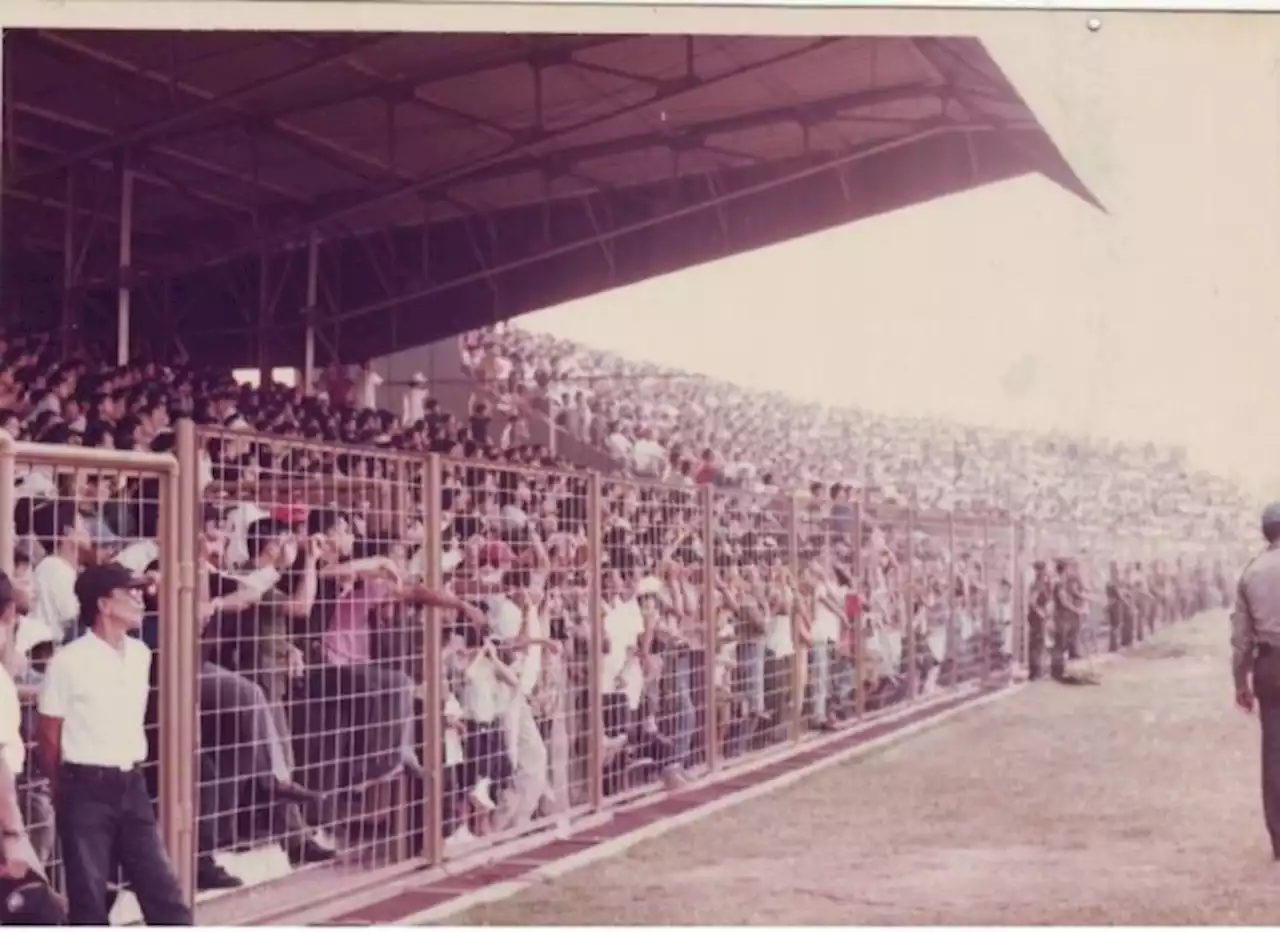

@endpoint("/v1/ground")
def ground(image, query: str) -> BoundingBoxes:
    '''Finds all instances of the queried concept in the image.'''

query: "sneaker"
[288,837,337,867]
[196,859,243,892]
[469,777,497,813]
[444,827,479,857]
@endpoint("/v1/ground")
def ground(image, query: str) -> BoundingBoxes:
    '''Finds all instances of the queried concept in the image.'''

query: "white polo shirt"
[38,631,152,769]
[0,666,25,776]
[487,585,545,699]
[811,584,845,646]
[32,555,79,644]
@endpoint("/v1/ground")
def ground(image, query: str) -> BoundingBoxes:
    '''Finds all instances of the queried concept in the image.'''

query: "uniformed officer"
[1050,559,1087,681]
[1026,561,1052,680]
[1230,501,1280,859]
[1105,562,1126,653]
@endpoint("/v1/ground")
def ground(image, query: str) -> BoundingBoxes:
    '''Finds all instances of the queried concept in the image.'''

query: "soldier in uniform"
[1131,561,1152,643]
[1215,560,1232,610]
[1174,558,1190,621]
[1026,562,1053,681]
[1105,562,1128,653]
[1050,559,1088,681]
[1150,560,1170,629]
[1230,502,1280,859]
[1194,560,1211,615]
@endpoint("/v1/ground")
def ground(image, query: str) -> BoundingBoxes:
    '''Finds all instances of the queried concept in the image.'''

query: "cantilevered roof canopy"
[1,30,1097,366]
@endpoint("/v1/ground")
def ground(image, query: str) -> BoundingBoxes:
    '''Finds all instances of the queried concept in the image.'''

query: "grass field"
[452,614,1276,925]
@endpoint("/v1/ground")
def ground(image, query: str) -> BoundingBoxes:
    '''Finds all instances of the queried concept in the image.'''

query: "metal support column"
[304,229,319,391]
[256,247,271,386]
[61,168,77,354]
[116,158,135,366]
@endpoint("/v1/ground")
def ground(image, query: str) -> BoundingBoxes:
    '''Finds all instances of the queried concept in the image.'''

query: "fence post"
[904,501,918,700]
[167,420,199,907]
[701,484,719,773]
[421,453,444,866]
[1013,519,1024,675]
[586,471,605,810]
[852,500,866,719]
[0,430,13,579]
[945,510,957,689]
[787,493,803,742]
[981,513,992,684]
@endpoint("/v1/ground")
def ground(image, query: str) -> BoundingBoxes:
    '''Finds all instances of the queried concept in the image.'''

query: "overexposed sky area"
[523,13,1280,499]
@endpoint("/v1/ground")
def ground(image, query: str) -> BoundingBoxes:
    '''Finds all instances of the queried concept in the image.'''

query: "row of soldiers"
[1026,556,1230,681]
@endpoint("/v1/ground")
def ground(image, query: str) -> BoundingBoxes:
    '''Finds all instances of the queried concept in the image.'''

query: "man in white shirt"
[356,360,384,411]
[630,429,668,479]
[30,498,89,644]
[809,573,847,731]
[487,574,552,831]
[36,563,192,925]
[401,372,428,427]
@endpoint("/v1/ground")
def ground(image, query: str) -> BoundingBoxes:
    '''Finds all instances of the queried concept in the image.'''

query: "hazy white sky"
[523,13,1280,498]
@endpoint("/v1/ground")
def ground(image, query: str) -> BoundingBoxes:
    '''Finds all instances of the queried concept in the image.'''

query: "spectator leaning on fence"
[0,568,65,926]
[35,563,192,926]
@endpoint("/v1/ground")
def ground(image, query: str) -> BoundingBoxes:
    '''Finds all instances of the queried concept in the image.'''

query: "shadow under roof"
[1,29,1098,365]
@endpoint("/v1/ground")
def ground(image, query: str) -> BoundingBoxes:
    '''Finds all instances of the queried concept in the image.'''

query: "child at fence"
[440,685,477,855]
[762,565,796,744]
[456,625,517,839]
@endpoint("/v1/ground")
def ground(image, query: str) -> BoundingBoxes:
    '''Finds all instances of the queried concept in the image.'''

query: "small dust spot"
[1001,355,1039,398]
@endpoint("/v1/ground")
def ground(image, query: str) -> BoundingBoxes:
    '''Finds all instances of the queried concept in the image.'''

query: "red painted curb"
[318,688,992,926]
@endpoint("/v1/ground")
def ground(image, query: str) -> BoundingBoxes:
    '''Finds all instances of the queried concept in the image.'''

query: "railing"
[0,424,1247,924]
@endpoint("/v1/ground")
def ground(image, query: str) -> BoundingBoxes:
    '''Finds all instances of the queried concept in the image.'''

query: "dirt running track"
[453,614,1278,925]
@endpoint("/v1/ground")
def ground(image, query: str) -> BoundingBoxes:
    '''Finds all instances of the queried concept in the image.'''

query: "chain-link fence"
[0,424,1249,922]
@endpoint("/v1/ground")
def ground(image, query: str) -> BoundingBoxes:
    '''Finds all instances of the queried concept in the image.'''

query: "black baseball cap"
[75,563,149,624]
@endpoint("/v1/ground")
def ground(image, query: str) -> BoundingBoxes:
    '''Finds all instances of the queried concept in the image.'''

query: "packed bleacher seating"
[0,322,1250,920]
[460,323,1254,543]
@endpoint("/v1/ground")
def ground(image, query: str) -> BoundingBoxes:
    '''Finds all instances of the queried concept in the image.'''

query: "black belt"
[61,762,141,778]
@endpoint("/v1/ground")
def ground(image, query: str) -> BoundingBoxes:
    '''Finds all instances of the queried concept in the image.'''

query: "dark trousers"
[1255,648,1280,856]
[1026,616,1045,679]
[56,764,192,926]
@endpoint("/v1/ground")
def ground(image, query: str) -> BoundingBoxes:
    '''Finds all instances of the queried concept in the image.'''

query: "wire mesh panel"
[861,503,913,711]
[793,488,862,735]
[191,426,427,898]
[983,516,1018,683]
[0,436,188,920]
[711,489,798,757]
[594,475,710,798]
[438,455,595,856]
[713,487,799,762]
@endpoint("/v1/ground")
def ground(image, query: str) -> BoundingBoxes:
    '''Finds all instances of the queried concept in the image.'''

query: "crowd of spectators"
[0,322,1250,916]
[459,323,1255,544]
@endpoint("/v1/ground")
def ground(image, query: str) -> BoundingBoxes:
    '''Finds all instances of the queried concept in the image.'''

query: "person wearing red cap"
[35,563,192,925]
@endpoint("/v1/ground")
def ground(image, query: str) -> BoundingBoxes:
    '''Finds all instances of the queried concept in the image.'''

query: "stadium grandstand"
[0,22,1259,927]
